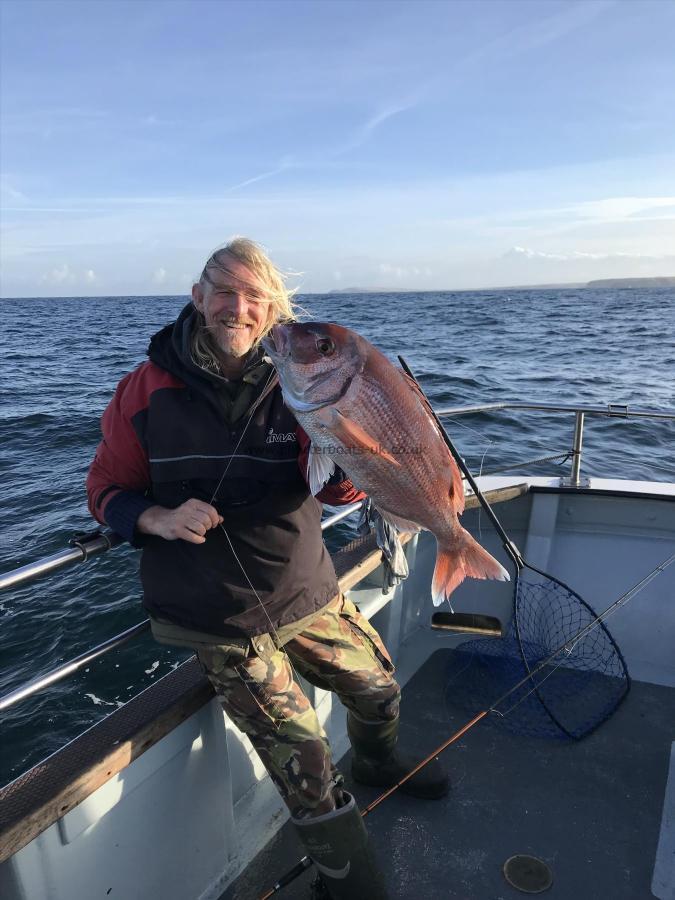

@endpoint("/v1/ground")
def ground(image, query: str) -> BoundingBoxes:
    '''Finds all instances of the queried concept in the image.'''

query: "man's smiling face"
[192,252,272,360]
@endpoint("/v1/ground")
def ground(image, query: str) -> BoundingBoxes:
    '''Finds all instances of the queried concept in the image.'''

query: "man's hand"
[136,499,224,544]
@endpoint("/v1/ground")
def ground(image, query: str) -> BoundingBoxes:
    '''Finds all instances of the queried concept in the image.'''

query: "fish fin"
[374,504,422,534]
[400,370,438,420]
[449,458,466,515]
[326,408,401,466]
[400,370,465,514]
[432,530,510,606]
[307,444,336,496]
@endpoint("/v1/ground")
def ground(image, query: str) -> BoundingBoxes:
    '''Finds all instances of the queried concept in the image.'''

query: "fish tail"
[432,529,510,607]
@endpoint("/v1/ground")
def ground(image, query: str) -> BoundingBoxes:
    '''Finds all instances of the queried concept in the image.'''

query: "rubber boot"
[348,713,450,800]
[292,791,388,900]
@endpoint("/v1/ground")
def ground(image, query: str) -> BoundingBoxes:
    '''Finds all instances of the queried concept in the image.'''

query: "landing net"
[445,568,631,740]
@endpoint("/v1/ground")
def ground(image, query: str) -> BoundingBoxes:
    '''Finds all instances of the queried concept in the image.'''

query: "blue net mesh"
[445,567,630,740]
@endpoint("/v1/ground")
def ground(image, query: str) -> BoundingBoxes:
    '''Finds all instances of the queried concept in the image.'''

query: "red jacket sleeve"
[296,426,366,506]
[86,363,182,538]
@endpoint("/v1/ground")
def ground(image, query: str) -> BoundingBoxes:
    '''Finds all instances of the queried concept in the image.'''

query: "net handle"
[259,548,673,899]
[398,357,523,568]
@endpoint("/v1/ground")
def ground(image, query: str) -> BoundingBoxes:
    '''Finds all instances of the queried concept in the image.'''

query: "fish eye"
[316,337,335,356]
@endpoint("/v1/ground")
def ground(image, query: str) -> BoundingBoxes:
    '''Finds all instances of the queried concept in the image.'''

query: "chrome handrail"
[2,398,673,710]
[0,531,123,593]
[436,401,675,487]
[0,504,364,597]
[0,622,150,712]
[320,501,363,530]
[435,401,675,419]
[0,503,365,711]
[4,402,671,595]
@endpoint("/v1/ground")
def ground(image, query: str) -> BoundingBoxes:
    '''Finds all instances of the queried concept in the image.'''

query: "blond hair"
[192,237,299,373]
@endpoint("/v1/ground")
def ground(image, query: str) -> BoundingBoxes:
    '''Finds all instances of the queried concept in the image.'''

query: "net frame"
[397,356,632,741]
[511,563,631,739]
[444,566,632,742]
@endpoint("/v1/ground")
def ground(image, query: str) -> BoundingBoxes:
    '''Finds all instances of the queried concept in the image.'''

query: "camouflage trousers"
[196,593,400,820]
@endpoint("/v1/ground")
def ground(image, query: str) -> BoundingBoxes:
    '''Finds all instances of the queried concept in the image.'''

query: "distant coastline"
[2,275,674,302]
[584,276,675,289]
[326,275,675,295]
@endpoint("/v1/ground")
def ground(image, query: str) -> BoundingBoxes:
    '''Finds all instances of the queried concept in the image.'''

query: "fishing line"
[476,443,492,543]
[442,620,568,723]
[203,366,306,689]
[400,356,633,745]
[490,549,675,719]
[480,451,573,476]
[439,417,567,471]
[441,415,491,441]
[259,549,675,899]
[208,367,276,506]
[258,360,669,896]
[441,415,494,544]
[217,523,306,694]
[492,653,571,719]
[439,415,570,539]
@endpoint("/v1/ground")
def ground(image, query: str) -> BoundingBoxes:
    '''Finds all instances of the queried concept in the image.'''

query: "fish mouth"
[261,324,314,409]
[262,324,290,360]
[262,322,355,413]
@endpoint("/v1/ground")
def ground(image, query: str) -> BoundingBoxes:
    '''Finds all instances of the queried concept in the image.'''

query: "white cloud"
[4,156,674,295]
[361,103,412,140]
[0,177,28,203]
[40,263,76,285]
[507,246,577,261]
[226,159,295,192]
[564,196,675,222]
[505,246,670,262]
[38,264,100,287]
[225,101,414,194]
[152,267,167,285]
[377,262,433,282]
[503,0,616,58]
[378,262,406,280]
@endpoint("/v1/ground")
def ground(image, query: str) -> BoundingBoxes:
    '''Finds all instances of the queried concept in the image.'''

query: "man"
[87,238,447,899]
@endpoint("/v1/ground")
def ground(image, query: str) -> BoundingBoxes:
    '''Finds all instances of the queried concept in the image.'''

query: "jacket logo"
[266,427,296,444]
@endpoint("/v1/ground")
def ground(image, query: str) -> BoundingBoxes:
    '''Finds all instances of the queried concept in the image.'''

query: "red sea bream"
[263,322,509,604]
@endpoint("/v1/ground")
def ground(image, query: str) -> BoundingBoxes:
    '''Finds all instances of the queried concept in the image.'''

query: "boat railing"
[0,502,364,712]
[435,400,675,487]
[1,400,672,713]
[0,503,364,594]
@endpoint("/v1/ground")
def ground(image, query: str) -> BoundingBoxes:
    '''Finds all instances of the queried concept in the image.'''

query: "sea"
[1,287,674,786]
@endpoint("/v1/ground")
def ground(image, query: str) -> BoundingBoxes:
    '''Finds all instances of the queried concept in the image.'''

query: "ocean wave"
[1,287,673,785]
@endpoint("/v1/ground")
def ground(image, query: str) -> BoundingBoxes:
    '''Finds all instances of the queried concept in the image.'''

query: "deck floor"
[220,648,675,900]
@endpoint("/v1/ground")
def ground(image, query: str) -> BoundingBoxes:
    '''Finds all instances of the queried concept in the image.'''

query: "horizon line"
[2,274,674,302]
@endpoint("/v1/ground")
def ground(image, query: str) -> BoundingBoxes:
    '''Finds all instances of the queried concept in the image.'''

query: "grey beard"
[217,340,250,359]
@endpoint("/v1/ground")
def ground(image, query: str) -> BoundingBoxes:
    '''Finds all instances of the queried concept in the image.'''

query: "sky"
[1,0,674,297]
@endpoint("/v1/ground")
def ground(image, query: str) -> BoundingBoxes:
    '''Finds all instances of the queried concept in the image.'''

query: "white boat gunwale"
[1,416,673,900]
[0,482,530,864]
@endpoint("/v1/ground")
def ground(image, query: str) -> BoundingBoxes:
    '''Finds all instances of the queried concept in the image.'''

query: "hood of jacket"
[147,302,267,392]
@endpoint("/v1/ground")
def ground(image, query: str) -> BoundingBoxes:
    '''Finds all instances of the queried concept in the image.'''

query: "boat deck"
[221,648,675,899]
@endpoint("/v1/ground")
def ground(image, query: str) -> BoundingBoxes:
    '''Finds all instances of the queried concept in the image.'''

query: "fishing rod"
[399,358,633,742]
[259,357,674,898]
[398,357,523,568]
[259,546,675,898]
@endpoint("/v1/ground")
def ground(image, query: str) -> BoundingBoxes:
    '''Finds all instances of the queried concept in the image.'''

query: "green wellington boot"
[292,792,389,900]
[348,713,450,800]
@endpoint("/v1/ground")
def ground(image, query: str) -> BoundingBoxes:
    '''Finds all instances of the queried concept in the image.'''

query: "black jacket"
[87,304,360,638]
